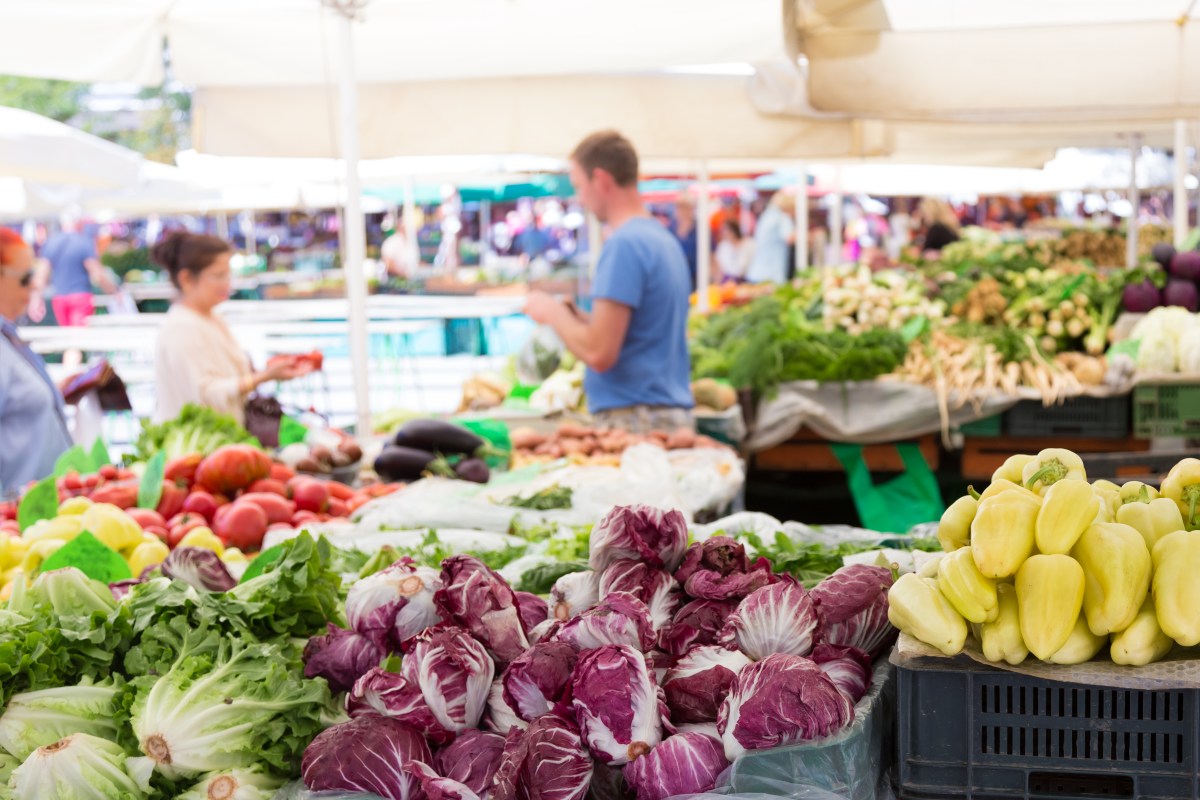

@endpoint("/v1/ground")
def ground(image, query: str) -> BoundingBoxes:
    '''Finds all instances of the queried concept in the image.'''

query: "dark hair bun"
[150,231,187,272]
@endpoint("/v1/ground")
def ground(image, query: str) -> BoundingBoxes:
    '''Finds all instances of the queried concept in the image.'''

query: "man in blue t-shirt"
[524,131,693,433]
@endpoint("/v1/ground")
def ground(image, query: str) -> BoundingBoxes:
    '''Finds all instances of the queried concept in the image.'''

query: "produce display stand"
[960,435,1152,481]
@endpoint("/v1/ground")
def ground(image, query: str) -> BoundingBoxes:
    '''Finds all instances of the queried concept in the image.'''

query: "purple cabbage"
[345,558,442,649]
[554,592,655,652]
[717,653,854,760]
[598,560,681,630]
[302,714,432,800]
[811,643,873,704]
[662,645,753,724]
[674,537,774,601]
[1153,242,1177,268]
[348,626,494,745]
[501,641,578,723]
[589,505,689,574]
[433,730,505,799]
[623,732,729,800]
[491,711,593,800]
[809,564,897,658]
[570,644,664,766]
[718,576,818,660]
[160,546,237,592]
[435,555,529,663]
[516,592,550,633]
[549,571,600,621]
[485,680,527,736]
[304,623,387,693]
[658,598,741,658]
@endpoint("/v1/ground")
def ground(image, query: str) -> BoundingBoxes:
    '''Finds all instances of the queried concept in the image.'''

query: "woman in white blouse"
[153,232,307,424]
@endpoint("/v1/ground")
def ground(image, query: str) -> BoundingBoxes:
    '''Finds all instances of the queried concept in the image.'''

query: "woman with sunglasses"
[0,227,72,498]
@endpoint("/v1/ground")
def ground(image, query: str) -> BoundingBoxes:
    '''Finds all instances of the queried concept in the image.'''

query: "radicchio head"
[674,536,773,601]
[599,560,681,630]
[435,556,529,664]
[589,505,689,573]
[809,564,896,659]
[348,626,494,745]
[570,644,664,766]
[662,645,752,724]
[554,592,655,652]
[717,653,854,761]
[717,576,818,660]
[345,558,442,649]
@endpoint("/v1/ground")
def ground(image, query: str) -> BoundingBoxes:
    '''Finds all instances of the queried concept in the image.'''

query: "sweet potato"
[510,427,547,450]
[666,427,697,450]
[557,422,592,439]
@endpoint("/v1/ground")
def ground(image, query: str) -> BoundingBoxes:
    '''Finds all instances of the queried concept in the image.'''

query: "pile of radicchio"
[300,505,896,800]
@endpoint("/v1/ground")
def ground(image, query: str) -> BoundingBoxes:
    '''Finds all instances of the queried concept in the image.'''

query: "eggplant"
[453,457,490,484]
[393,419,485,455]
[374,445,437,482]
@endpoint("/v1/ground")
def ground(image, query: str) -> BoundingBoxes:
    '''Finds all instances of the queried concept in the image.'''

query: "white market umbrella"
[0,0,792,436]
[0,105,143,188]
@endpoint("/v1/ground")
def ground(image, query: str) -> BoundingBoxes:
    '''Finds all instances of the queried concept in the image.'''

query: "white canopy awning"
[0,0,784,86]
[793,0,1200,121]
[0,105,143,188]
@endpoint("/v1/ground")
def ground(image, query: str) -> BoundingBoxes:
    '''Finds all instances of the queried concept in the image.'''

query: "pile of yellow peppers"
[0,497,247,601]
[889,449,1200,667]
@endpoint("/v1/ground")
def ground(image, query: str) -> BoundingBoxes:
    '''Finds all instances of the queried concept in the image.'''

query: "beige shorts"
[591,405,694,434]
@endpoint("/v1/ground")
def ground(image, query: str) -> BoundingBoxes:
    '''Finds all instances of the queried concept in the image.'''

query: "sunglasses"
[0,267,33,287]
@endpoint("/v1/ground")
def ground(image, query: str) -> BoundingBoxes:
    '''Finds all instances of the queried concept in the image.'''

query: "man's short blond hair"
[571,130,639,188]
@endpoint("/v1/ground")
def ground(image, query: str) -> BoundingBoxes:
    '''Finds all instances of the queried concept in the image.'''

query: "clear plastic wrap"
[716,660,895,800]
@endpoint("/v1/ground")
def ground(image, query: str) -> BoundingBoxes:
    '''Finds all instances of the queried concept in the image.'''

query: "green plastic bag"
[457,419,512,470]
[830,442,944,534]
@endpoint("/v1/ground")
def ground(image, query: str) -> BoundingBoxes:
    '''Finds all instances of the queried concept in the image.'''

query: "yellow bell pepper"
[80,504,143,552]
[1043,614,1107,665]
[1111,597,1174,666]
[980,584,1028,665]
[887,573,968,656]
[1091,479,1121,496]
[978,479,1040,503]
[1115,498,1185,552]
[221,547,248,565]
[971,489,1040,579]
[1035,479,1099,555]
[21,516,84,544]
[1118,481,1159,505]
[3,536,29,570]
[1160,458,1200,528]
[937,495,977,553]
[1071,522,1151,636]
[57,496,93,516]
[179,527,224,555]
[19,539,66,574]
[937,546,999,624]
[992,454,1035,486]
[1016,554,1085,660]
[1151,530,1200,646]
[127,540,170,576]
[1022,448,1087,494]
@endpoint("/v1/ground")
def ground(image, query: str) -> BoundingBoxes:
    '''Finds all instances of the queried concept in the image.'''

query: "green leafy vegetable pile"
[0,533,339,798]
[133,404,260,462]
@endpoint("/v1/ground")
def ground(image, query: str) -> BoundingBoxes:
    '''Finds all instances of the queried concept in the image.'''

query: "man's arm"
[84,258,118,294]
[525,293,630,373]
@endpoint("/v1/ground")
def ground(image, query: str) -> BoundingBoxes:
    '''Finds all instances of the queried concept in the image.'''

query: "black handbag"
[243,394,284,448]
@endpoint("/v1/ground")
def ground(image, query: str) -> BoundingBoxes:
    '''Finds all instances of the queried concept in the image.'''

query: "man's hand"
[523,291,564,325]
[27,291,46,323]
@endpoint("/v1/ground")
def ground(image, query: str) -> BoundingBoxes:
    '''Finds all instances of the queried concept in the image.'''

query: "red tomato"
[216,501,269,551]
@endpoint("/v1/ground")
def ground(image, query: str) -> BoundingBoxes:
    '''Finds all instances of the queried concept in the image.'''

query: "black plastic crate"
[896,658,1200,799]
[1004,396,1130,439]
